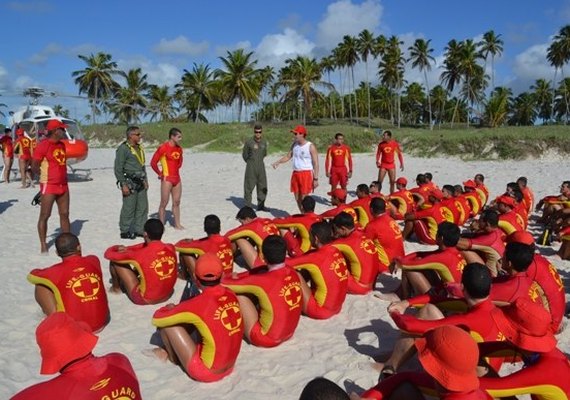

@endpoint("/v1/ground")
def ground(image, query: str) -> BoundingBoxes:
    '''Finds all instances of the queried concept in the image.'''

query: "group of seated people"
[535,180,570,260]
[12,172,569,399]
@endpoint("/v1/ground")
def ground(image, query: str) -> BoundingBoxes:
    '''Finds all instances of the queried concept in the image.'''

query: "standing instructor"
[242,124,268,211]
[114,126,148,239]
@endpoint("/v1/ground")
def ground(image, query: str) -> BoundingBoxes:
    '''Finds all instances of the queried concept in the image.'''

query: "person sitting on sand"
[348,183,376,227]
[320,188,358,225]
[105,218,177,305]
[11,312,141,400]
[27,233,110,333]
[273,195,322,256]
[402,189,449,245]
[388,177,415,220]
[151,253,244,382]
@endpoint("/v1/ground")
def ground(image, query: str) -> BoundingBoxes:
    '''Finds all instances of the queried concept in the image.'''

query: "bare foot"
[40,243,48,254]
[371,361,385,372]
[109,286,123,294]
[174,225,185,230]
[141,347,169,362]
[373,292,401,302]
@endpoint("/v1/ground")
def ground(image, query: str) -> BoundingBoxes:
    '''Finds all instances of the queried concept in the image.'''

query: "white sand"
[1,148,568,399]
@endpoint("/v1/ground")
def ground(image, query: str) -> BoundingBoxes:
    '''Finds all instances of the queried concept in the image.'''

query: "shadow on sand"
[0,199,18,214]
[46,219,89,250]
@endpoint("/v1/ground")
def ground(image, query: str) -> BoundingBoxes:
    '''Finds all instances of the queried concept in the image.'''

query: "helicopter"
[7,87,90,177]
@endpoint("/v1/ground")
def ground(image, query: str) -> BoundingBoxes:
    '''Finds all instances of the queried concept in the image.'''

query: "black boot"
[257,201,269,212]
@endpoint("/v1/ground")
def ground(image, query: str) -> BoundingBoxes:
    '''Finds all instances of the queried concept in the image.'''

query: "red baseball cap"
[327,188,347,201]
[46,119,68,131]
[16,128,25,136]
[36,312,98,374]
[463,179,477,189]
[506,231,535,245]
[497,195,516,208]
[195,253,223,281]
[415,325,480,392]
[395,177,407,186]
[290,125,307,136]
[491,297,557,353]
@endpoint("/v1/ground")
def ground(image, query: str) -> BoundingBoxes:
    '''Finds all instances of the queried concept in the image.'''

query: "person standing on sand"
[114,126,148,240]
[0,127,14,183]
[150,127,184,229]
[375,130,404,194]
[272,125,319,213]
[242,124,268,211]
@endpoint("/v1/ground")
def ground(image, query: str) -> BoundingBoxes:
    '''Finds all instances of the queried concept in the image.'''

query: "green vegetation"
[83,120,570,160]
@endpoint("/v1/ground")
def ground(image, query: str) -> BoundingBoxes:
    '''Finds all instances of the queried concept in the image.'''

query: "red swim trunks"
[380,162,396,170]
[186,343,233,382]
[249,321,284,348]
[40,183,68,196]
[290,170,313,195]
[164,176,181,186]
[329,166,348,189]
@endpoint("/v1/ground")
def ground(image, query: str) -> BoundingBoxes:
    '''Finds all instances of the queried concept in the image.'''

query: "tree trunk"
[551,69,558,124]
[346,68,353,123]
[352,66,358,122]
[424,70,433,130]
[237,98,243,122]
[365,60,371,128]
[338,69,345,119]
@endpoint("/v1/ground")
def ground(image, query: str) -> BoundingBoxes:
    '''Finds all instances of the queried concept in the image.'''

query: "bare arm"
[310,143,319,178]
[272,150,292,169]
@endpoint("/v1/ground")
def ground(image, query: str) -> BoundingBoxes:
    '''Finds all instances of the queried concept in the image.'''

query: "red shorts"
[249,321,287,348]
[347,274,373,295]
[19,154,31,161]
[129,286,147,305]
[186,343,234,382]
[164,176,181,186]
[413,220,437,245]
[3,149,13,158]
[329,166,348,188]
[305,295,338,319]
[290,170,313,196]
[40,183,68,196]
[380,163,396,170]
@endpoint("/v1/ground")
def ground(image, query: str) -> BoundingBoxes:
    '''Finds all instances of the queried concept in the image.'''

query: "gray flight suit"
[242,137,268,208]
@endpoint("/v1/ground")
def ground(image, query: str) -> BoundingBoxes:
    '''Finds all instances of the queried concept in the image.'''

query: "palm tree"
[547,40,565,123]
[430,85,448,127]
[530,79,553,123]
[215,49,262,122]
[176,63,217,122]
[146,85,176,122]
[111,68,149,125]
[52,104,70,118]
[278,56,334,124]
[554,77,570,122]
[337,35,360,121]
[478,30,504,89]
[331,46,346,119]
[551,25,570,122]
[401,82,426,125]
[379,36,405,127]
[320,56,337,119]
[408,38,435,128]
[484,86,511,127]
[509,92,537,126]
[71,52,123,123]
[357,29,376,126]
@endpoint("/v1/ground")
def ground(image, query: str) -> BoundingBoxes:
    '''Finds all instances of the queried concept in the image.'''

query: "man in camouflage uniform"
[242,124,268,211]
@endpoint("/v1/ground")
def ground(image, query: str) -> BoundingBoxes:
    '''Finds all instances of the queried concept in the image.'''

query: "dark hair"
[454,184,464,194]
[254,124,262,131]
[310,221,333,245]
[511,189,523,203]
[299,377,349,400]
[334,132,344,139]
[416,174,427,185]
[475,173,485,183]
[562,180,570,188]
[301,196,316,213]
[356,183,369,195]
[144,218,164,240]
[442,184,455,195]
[332,212,354,229]
[236,206,257,220]
[516,176,528,186]
[424,172,433,181]
[479,209,499,227]
[126,126,140,136]
[4,128,11,133]
[370,197,386,215]
[262,235,287,265]
[55,233,80,257]
[168,127,181,138]
[204,214,221,235]
[506,182,518,191]
[436,222,460,247]
[461,263,492,299]
[505,242,534,272]
[383,130,392,138]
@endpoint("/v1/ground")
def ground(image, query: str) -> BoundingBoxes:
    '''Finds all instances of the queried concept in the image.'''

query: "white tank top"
[292,141,313,171]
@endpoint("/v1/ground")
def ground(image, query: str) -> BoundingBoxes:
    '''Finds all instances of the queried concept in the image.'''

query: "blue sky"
[1,0,569,122]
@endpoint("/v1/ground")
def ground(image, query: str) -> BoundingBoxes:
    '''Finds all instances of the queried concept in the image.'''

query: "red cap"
[429,188,444,200]
[290,125,307,136]
[497,195,516,208]
[46,119,68,131]
[195,253,223,281]
[415,325,479,392]
[16,128,25,136]
[395,177,407,186]
[36,312,98,374]
[506,231,535,245]
[327,188,347,201]
[463,179,477,189]
[491,297,557,352]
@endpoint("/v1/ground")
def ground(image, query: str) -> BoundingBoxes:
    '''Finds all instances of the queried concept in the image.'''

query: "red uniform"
[33,138,67,195]
[463,229,505,272]
[13,136,33,160]
[465,191,483,217]
[223,264,302,347]
[411,184,433,208]
[225,218,280,251]
[364,212,405,269]
[0,134,13,157]
[389,189,415,219]
[27,254,110,332]
[152,285,244,382]
[490,272,534,304]
[104,241,177,305]
[412,202,449,245]
[176,234,234,274]
[398,247,467,283]
[11,354,142,400]
[150,141,183,186]
[320,204,359,226]
[376,139,403,169]
[286,245,349,319]
[527,254,566,333]
[455,195,473,225]
[441,197,464,225]
[475,183,489,207]
[520,186,535,214]
[348,196,374,227]
[325,143,352,188]
[273,212,322,254]
[330,230,382,294]
[497,210,525,236]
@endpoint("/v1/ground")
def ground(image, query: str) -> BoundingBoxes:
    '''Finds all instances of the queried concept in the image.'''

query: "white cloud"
[512,43,554,82]
[256,28,315,67]
[316,0,383,50]
[215,41,252,57]
[153,36,209,56]
[29,43,63,65]
[118,58,181,87]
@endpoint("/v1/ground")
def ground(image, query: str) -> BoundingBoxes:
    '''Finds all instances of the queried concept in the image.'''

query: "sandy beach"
[1,148,568,399]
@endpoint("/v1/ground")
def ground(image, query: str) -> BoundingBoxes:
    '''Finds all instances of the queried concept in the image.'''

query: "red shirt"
[364,212,405,267]
[14,136,33,160]
[273,212,322,254]
[398,247,467,283]
[320,204,359,226]
[464,229,505,267]
[348,196,374,227]
[32,139,67,185]
[455,194,473,225]
[490,272,534,304]
[225,218,280,250]
[497,210,525,236]
[150,141,183,180]
[104,241,177,304]
[152,285,243,382]
[413,202,449,242]
[176,234,234,273]
[11,354,141,400]
[286,245,349,319]
[0,134,13,157]
[520,186,534,214]
[389,189,415,219]
[223,265,302,345]
[27,254,110,332]
[325,143,352,172]
[465,191,483,217]
[330,229,382,294]
[376,139,403,168]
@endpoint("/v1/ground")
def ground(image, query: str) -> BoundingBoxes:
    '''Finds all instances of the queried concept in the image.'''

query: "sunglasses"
[254,130,262,134]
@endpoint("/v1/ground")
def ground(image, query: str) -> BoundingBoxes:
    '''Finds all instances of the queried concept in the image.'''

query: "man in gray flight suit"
[114,126,149,239]
[242,124,268,211]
